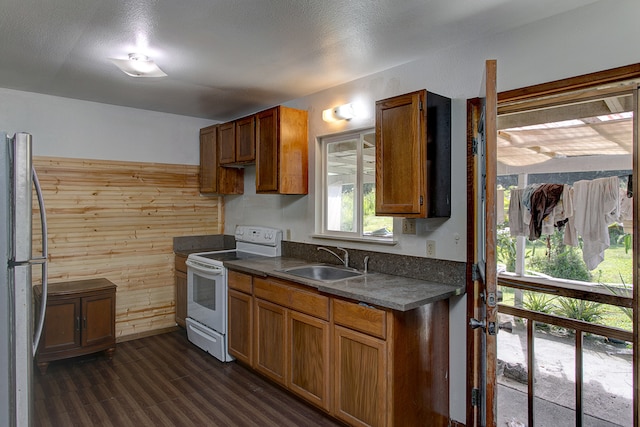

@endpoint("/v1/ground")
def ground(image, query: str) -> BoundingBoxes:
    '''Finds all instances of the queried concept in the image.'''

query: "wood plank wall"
[31,156,223,340]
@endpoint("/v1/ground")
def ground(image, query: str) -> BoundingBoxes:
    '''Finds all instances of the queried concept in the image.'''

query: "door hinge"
[471,388,481,406]
[419,195,424,206]
[472,138,478,155]
[419,100,423,111]
[471,263,481,281]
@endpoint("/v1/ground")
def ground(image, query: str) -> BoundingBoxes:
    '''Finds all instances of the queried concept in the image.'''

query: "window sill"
[310,233,398,246]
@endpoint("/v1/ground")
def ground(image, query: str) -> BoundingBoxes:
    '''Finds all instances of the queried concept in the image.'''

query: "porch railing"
[497,278,633,427]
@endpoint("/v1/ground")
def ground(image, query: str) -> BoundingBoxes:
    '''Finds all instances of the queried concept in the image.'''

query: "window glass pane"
[362,132,393,236]
[326,139,357,232]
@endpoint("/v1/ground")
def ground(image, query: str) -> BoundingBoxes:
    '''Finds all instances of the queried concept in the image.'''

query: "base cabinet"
[334,326,387,427]
[228,289,253,365]
[35,278,116,374]
[174,254,187,327]
[254,299,287,385]
[228,270,254,364]
[227,270,449,426]
[289,311,330,411]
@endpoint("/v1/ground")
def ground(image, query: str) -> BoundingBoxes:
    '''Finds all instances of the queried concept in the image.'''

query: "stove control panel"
[235,225,283,246]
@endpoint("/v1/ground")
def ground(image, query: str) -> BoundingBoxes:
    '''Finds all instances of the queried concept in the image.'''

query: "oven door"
[186,260,227,334]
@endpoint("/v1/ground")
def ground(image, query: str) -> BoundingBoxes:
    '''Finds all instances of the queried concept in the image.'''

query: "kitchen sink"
[280,265,363,282]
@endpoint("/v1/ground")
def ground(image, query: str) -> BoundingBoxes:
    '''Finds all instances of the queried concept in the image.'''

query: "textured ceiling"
[0,0,600,120]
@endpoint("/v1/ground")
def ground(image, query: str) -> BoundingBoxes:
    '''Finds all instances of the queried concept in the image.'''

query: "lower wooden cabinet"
[334,325,387,427]
[34,278,116,374]
[227,270,450,426]
[228,289,253,365]
[289,311,330,411]
[254,298,287,385]
[174,254,187,327]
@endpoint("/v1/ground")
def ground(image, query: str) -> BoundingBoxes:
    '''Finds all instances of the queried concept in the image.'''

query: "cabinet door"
[289,311,330,411]
[41,297,82,353]
[199,125,218,193]
[218,122,236,164]
[235,115,256,163]
[175,270,187,328]
[82,293,115,348]
[254,298,287,385]
[228,289,253,365]
[375,90,425,217]
[255,107,279,192]
[333,325,387,427]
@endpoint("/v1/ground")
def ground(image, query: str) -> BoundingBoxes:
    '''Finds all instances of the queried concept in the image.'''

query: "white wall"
[224,0,640,421]
[1,0,637,422]
[0,88,216,165]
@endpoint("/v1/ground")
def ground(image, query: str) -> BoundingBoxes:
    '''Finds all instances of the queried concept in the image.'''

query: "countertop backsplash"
[282,241,466,287]
[173,234,235,253]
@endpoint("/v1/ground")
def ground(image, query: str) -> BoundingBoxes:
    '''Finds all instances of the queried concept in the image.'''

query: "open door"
[467,59,497,427]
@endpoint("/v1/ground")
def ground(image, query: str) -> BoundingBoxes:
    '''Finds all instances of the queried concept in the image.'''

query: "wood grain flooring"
[34,330,343,427]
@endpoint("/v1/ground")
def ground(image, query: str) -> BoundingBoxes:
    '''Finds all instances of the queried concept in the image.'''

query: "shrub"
[497,223,516,272]
[528,231,591,281]
[554,297,606,323]
[523,292,556,313]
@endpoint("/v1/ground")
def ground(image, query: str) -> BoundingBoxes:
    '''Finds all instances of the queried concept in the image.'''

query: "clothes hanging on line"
[508,176,628,271]
[509,184,572,241]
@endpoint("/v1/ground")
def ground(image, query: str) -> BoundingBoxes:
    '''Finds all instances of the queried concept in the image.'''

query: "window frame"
[316,128,395,243]
[496,73,639,308]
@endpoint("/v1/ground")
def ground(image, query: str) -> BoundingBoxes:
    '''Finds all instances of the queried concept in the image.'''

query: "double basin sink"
[279,264,363,282]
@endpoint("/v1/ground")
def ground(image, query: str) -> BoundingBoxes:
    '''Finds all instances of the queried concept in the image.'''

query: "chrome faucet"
[317,246,349,268]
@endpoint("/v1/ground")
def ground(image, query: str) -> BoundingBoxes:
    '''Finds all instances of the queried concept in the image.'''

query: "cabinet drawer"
[332,299,387,340]
[228,270,253,294]
[254,277,289,307]
[289,287,329,321]
[254,277,329,321]
[175,255,187,273]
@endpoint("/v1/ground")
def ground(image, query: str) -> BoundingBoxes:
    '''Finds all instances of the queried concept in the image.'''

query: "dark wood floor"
[34,330,344,427]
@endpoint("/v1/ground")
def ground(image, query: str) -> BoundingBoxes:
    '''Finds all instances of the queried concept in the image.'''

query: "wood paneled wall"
[31,156,223,340]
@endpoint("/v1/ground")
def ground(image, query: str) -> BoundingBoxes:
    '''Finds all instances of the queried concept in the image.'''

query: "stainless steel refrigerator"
[1,132,48,427]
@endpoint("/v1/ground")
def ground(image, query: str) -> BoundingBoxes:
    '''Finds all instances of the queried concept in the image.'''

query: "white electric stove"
[185,225,282,361]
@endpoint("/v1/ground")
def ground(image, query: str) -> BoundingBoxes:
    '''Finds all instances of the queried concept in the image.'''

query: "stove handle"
[185,259,224,275]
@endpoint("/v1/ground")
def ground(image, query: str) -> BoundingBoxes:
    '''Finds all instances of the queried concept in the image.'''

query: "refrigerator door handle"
[31,166,48,356]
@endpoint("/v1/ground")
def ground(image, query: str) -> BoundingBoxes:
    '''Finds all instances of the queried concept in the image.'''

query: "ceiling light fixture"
[322,103,356,122]
[109,53,167,77]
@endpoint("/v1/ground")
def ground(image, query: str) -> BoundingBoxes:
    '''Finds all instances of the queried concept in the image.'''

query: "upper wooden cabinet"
[199,125,243,195]
[218,122,236,165]
[235,115,256,163]
[256,106,308,194]
[218,115,256,165]
[375,90,451,218]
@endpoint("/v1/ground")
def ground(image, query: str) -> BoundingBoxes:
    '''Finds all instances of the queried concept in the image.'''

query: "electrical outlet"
[402,218,416,234]
[426,240,436,257]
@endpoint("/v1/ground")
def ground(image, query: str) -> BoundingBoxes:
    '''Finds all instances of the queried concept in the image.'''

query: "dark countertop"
[224,256,465,312]
[174,247,236,257]
[173,234,235,257]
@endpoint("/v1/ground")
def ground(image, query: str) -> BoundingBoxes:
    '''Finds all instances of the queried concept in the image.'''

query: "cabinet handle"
[83,318,87,329]
[76,317,81,331]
